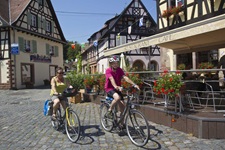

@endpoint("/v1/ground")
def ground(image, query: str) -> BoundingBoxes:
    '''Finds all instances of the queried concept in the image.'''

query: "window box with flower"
[197,62,215,79]
[162,5,183,19]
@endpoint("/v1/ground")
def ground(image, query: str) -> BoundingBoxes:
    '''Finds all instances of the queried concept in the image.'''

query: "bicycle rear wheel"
[51,109,61,130]
[65,110,80,143]
[126,109,149,147]
[100,103,114,132]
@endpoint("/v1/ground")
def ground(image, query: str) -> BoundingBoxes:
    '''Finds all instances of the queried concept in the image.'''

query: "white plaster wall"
[11,30,63,89]
[0,60,9,83]
[98,58,108,74]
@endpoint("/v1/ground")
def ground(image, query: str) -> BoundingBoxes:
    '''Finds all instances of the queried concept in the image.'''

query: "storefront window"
[177,53,192,69]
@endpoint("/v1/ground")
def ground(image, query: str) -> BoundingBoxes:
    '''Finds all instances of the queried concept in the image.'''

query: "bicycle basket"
[62,88,78,97]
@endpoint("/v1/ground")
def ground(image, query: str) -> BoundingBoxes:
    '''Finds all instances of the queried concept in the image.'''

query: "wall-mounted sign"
[30,54,51,63]
[11,43,19,55]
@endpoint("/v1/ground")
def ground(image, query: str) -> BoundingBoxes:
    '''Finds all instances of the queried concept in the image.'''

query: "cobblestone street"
[0,87,225,150]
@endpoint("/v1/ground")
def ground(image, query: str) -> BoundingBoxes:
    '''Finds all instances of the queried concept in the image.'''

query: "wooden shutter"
[27,12,31,25]
[32,40,37,53]
[38,16,42,29]
[46,43,50,55]
[43,18,46,30]
[18,37,24,52]
[54,46,58,57]
[51,21,54,33]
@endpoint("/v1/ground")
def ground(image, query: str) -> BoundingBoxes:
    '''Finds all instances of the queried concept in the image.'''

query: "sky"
[51,0,157,44]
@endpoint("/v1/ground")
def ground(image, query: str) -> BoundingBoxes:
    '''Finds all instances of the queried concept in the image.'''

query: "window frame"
[31,14,37,27]
[46,20,51,32]
[169,0,184,7]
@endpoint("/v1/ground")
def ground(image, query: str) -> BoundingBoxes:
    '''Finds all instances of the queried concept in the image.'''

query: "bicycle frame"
[111,90,138,128]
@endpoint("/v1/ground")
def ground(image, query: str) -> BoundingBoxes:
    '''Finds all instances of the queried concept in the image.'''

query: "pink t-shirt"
[104,67,125,93]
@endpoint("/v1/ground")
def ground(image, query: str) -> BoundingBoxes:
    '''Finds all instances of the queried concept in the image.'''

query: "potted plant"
[66,71,85,103]
[197,62,214,69]
[66,71,85,92]
[43,79,50,86]
[153,70,183,99]
[121,73,143,93]
[84,75,95,93]
[25,81,34,89]
[177,63,186,70]
[95,74,105,95]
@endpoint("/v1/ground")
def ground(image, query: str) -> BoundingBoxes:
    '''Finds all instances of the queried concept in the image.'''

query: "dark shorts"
[107,89,124,100]
[51,95,68,102]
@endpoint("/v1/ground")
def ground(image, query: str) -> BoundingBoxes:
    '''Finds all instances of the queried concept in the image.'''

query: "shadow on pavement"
[140,125,163,150]
[76,125,105,145]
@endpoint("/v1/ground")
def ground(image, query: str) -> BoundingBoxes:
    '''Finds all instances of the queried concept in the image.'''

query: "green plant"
[121,73,143,91]
[177,63,186,70]
[83,75,95,88]
[66,71,85,91]
[153,70,183,98]
[197,62,214,69]
[98,74,106,91]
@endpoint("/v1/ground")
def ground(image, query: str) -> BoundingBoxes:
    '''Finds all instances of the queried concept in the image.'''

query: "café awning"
[104,14,225,56]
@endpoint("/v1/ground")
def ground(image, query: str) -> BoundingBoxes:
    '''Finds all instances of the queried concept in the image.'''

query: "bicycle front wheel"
[100,103,114,132]
[126,109,149,147]
[65,110,80,143]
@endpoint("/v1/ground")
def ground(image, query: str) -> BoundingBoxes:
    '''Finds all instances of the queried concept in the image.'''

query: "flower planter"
[69,92,82,104]
[85,87,93,93]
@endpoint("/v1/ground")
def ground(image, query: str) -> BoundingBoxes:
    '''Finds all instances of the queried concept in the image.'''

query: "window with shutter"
[46,20,51,32]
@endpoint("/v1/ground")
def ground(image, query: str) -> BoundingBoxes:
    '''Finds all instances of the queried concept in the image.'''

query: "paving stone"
[0,87,225,150]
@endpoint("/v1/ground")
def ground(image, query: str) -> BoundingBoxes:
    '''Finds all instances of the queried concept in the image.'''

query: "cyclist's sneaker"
[119,124,126,130]
[51,114,57,121]
[106,110,113,119]
[118,130,126,136]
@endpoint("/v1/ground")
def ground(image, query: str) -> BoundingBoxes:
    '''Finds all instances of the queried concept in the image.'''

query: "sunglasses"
[57,72,64,74]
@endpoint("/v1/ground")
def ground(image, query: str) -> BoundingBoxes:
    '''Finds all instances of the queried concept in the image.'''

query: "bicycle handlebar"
[53,88,77,97]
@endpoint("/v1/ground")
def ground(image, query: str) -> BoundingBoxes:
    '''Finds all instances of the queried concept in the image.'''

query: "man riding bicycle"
[50,67,74,120]
[104,55,140,125]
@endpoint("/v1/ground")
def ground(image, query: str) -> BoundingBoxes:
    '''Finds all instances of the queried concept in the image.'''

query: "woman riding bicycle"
[50,67,74,120]
[105,55,140,122]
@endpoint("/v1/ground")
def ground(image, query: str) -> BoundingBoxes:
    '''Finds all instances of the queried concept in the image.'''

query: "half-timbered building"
[81,0,160,74]
[104,0,225,72]
[0,0,66,89]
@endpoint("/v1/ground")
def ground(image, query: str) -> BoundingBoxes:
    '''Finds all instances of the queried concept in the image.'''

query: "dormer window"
[31,14,37,27]
[46,20,51,32]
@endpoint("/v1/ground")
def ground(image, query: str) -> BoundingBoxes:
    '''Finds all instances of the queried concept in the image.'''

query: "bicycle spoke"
[100,103,114,132]
[65,110,80,143]
[126,110,149,147]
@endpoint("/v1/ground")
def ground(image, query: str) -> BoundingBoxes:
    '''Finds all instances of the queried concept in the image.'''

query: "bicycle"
[51,88,81,143]
[100,86,150,147]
